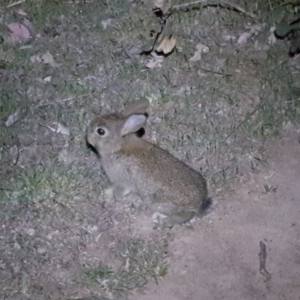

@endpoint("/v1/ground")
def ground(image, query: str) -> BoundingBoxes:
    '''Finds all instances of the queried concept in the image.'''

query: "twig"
[223,104,261,142]
[171,0,208,11]
[6,0,26,8]
[63,0,92,3]
[259,241,272,280]
[34,94,89,109]
[199,67,233,77]
[221,1,258,19]
[170,0,258,19]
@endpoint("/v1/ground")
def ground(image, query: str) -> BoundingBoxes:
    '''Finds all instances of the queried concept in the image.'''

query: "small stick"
[171,0,208,11]
[259,241,272,280]
[6,0,26,8]
[221,1,258,19]
[170,0,258,19]
[223,104,261,142]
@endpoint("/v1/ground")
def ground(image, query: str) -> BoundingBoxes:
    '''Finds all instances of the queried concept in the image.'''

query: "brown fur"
[86,100,210,228]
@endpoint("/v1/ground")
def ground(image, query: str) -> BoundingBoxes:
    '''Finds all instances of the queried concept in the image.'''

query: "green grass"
[1,162,93,206]
[84,239,168,295]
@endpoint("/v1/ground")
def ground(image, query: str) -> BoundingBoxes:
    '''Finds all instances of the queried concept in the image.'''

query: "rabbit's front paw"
[113,185,132,199]
[104,185,131,202]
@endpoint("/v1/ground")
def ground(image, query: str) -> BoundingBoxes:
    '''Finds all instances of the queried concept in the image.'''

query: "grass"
[84,239,168,296]
[1,162,94,207]
[0,0,300,298]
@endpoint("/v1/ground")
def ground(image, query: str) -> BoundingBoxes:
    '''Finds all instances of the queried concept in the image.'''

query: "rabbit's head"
[87,99,150,155]
[87,112,148,155]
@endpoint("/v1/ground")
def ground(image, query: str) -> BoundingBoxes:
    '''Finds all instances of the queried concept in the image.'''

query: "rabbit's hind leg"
[152,211,196,229]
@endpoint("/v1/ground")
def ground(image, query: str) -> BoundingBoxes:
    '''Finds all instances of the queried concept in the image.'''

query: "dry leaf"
[237,32,252,45]
[156,36,176,54]
[9,145,19,165]
[196,43,209,53]
[145,58,162,69]
[6,23,31,44]
[223,35,236,41]
[189,43,209,62]
[5,109,20,127]
[268,26,277,45]
[41,51,59,68]
[43,76,52,82]
[17,9,27,16]
[189,51,202,62]
[145,51,164,68]
[47,122,70,135]
[30,55,41,63]
[249,24,262,35]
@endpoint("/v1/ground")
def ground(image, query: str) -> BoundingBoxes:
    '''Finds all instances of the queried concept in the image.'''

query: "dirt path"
[131,132,300,300]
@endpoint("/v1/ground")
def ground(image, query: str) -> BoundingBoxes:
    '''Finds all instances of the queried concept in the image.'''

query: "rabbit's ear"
[122,99,150,117]
[121,114,147,136]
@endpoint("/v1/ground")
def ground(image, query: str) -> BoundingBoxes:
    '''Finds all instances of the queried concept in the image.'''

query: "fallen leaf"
[237,32,252,45]
[9,145,19,165]
[17,9,27,16]
[223,35,236,41]
[249,25,263,35]
[268,26,277,45]
[189,51,202,62]
[41,51,59,68]
[6,23,31,44]
[30,55,41,63]
[156,35,176,54]
[7,23,31,39]
[197,43,209,53]
[145,51,164,68]
[5,109,20,127]
[145,58,162,69]
[43,76,52,82]
[47,122,70,135]
[189,43,209,62]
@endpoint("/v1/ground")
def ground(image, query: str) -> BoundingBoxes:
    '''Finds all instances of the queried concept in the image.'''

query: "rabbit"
[86,100,211,228]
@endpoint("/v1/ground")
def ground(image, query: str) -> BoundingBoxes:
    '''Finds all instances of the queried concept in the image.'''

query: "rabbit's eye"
[97,128,106,136]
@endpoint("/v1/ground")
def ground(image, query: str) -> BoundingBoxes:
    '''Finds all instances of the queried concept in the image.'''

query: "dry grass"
[0,0,300,299]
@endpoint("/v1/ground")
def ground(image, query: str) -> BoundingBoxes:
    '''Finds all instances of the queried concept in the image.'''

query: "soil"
[1,2,300,300]
[131,131,300,300]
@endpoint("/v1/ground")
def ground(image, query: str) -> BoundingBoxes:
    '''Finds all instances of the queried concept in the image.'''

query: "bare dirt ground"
[1,1,300,300]
[131,130,300,300]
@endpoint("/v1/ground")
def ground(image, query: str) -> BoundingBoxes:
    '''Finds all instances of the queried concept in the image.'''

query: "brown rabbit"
[87,100,210,228]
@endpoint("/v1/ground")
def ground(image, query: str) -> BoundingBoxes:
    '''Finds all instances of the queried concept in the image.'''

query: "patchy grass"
[1,162,93,206]
[0,0,300,299]
[84,239,168,297]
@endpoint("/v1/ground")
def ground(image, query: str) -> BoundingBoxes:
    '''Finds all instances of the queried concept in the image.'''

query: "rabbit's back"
[102,136,208,210]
